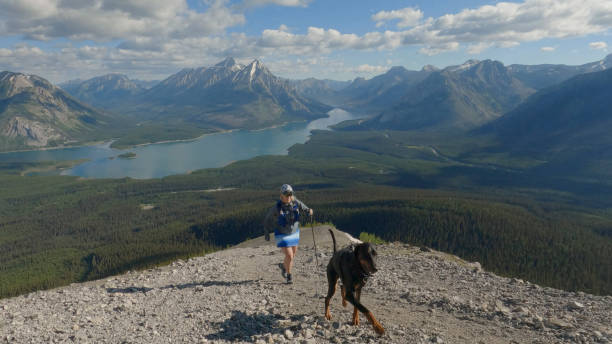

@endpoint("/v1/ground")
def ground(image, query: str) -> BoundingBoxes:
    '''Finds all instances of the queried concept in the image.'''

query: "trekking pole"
[310,215,319,267]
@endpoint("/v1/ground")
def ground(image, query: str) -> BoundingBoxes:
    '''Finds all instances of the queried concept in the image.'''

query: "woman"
[264,184,313,284]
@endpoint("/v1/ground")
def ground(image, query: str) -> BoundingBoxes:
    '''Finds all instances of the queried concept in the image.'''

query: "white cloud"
[419,42,460,56]
[253,0,612,57]
[467,42,492,54]
[242,0,311,7]
[372,7,423,28]
[354,64,388,74]
[589,41,608,50]
[540,46,556,52]
[0,0,244,42]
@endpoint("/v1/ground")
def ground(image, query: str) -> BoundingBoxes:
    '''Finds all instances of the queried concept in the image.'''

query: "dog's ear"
[354,243,365,258]
[355,243,372,260]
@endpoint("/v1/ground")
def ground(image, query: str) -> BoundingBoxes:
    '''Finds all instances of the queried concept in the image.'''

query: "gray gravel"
[1,225,611,343]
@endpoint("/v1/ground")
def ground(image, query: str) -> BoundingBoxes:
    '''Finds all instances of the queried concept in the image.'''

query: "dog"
[324,229,384,335]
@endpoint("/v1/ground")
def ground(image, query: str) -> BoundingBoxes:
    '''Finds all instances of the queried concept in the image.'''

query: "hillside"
[290,78,351,106]
[508,53,612,90]
[1,226,610,343]
[59,74,145,110]
[0,71,121,151]
[477,67,612,179]
[364,60,533,131]
[335,66,434,114]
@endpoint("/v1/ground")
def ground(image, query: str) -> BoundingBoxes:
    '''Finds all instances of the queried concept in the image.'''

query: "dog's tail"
[328,228,337,254]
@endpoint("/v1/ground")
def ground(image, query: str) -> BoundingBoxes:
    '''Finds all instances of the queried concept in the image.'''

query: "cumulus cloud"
[372,7,423,28]
[242,0,311,8]
[0,0,244,42]
[253,0,612,57]
[589,41,608,50]
[467,42,492,55]
[354,64,389,74]
[419,42,460,56]
[540,46,556,52]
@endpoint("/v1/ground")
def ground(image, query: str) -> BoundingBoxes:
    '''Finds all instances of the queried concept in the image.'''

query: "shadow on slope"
[206,310,306,342]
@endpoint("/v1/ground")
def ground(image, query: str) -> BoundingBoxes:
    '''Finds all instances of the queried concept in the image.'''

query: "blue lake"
[0,109,359,179]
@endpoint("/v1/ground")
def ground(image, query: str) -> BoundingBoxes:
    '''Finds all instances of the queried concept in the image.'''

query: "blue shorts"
[274,228,300,247]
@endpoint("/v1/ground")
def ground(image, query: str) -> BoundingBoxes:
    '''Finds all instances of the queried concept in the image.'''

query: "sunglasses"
[282,192,293,196]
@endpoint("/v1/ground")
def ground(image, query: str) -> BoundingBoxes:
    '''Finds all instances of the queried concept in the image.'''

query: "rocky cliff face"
[1,226,610,343]
[0,71,118,151]
[2,117,62,146]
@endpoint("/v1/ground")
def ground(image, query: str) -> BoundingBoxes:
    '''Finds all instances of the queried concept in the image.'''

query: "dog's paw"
[373,323,385,335]
[325,312,332,321]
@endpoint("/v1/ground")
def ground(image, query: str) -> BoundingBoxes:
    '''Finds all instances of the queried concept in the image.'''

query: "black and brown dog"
[324,229,385,335]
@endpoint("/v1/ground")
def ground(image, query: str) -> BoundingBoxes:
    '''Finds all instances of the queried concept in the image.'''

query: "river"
[0,109,359,179]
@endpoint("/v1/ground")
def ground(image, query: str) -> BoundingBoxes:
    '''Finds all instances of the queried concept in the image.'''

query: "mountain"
[336,66,434,114]
[508,54,612,90]
[0,71,119,150]
[131,79,159,89]
[290,77,351,106]
[364,60,533,131]
[477,67,612,178]
[2,226,610,343]
[60,74,146,110]
[129,58,331,129]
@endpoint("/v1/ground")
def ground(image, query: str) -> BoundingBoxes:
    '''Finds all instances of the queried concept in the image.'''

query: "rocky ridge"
[0,71,117,150]
[1,226,610,343]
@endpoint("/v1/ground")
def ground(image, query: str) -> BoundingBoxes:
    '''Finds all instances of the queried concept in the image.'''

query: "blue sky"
[0,0,610,83]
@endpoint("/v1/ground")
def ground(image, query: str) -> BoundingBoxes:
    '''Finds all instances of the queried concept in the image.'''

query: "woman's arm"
[263,206,277,240]
[294,198,313,216]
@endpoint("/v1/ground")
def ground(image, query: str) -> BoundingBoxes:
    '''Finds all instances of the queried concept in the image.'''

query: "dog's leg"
[352,287,361,325]
[341,285,347,307]
[343,289,385,335]
[325,266,339,321]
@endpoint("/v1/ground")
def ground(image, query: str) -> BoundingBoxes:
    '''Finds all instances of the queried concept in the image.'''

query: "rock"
[544,318,573,330]
[284,329,294,339]
[567,301,584,311]
[514,306,530,316]
[431,335,444,343]
[469,262,482,272]
[494,300,511,315]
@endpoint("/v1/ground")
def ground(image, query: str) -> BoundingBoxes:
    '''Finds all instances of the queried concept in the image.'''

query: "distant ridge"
[60,73,145,110]
[362,60,533,131]
[508,53,612,89]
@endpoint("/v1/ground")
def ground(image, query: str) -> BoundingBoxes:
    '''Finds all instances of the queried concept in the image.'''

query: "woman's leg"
[281,247,294,274]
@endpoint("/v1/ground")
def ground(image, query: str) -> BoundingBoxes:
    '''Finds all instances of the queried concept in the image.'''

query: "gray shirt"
[264,197,310,236]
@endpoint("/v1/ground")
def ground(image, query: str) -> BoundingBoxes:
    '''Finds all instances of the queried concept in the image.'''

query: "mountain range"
[2,54,611,152]
[62,58,331,130]
[326,54,612,132]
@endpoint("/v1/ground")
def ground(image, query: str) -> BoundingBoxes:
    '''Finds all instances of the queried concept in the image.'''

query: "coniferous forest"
[1,129,612,298]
